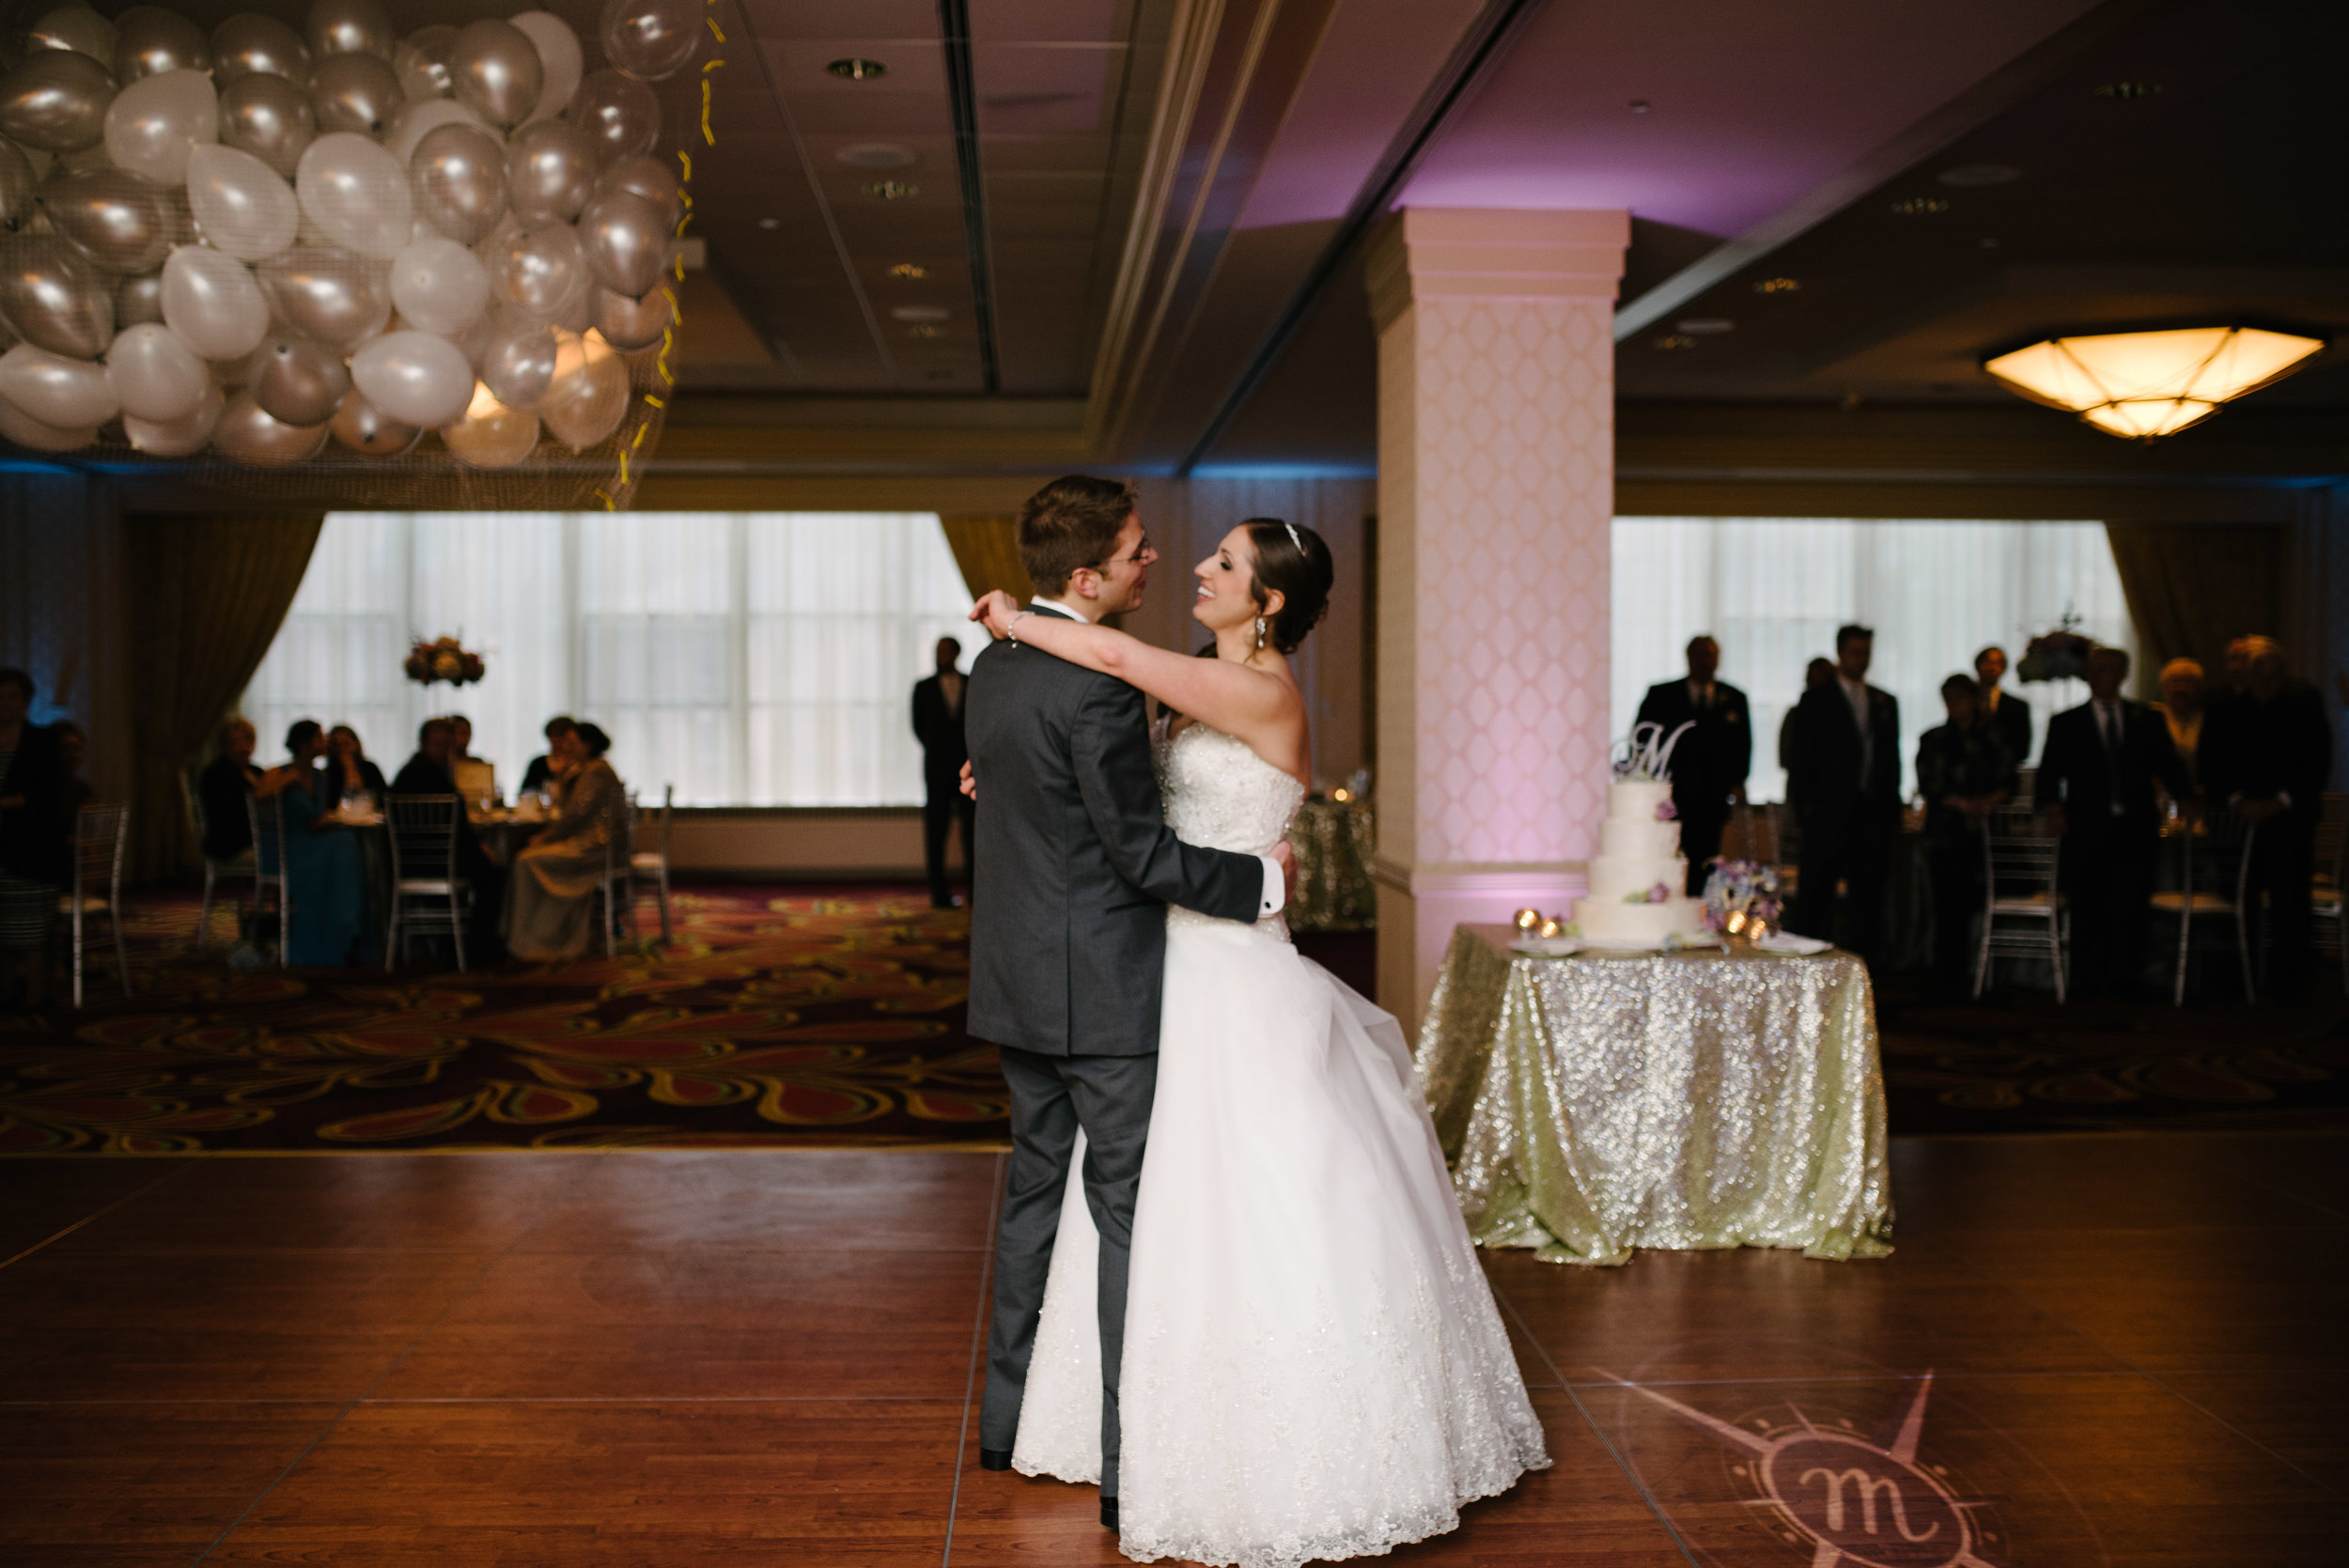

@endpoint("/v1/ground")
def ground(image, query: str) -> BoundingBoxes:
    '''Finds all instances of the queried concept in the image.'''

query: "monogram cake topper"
[1612,720,1696,783]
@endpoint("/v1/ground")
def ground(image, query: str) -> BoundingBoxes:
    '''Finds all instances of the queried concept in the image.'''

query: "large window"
[1611,518,2136,800]
[242,512,987,805]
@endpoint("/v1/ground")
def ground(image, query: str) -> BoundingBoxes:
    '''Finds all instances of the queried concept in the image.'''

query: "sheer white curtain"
[1610,518,2136,800]
[242,511,985,804]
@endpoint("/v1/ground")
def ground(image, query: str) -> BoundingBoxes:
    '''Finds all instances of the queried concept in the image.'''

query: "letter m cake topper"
[1613,721,1695,782]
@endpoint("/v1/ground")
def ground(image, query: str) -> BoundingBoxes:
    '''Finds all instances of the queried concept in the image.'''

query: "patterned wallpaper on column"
[1411,295,1613,866]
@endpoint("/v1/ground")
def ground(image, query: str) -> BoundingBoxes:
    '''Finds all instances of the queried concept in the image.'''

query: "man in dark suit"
[2034,645,2190,1000]
[197,718,263,862]
[1787,625,1902,958]
[912,638,975,908]
[965,475,1288,1531]
[2200,637,2333,1001]
[1780,656,1835,815]
[391,717,506,960]
[1975,644,2032,768]
[1636,635,1751,892]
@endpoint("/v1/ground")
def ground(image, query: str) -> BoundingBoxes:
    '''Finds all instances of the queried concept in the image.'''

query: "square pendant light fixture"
[1983,326,2325,440]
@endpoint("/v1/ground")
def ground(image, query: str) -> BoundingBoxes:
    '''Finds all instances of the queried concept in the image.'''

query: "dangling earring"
[1253,615,1267,650]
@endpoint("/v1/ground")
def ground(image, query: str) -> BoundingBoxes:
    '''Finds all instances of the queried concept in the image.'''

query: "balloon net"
[0,0,722,511]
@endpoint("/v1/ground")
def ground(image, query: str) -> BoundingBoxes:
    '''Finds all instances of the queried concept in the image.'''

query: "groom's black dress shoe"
[978,1448,1012,1471]
[1101,1497,1118,1530]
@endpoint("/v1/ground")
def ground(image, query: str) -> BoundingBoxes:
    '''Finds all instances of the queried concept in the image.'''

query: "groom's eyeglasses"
[1092,538,1157,571]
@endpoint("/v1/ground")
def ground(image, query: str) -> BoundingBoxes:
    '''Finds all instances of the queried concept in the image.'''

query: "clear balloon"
[161,241,270,359]
[0,48,117,155]
[116,269,164,325]
[350,328,473,426]
[211,15,314,88]
[394,24,457,103]
[39,165,173,274]
[0,391,97,450]
[308,52,401,137]
[213,387,328,464]
[577,188,666,299]
[568,70,660,165]
[107,319,209,420]
[478,318,555,406]
[0,340,118,426]
[219,72,315,179]
[449,20,543,132]
[600,0,700,83]
[540,327,627,449]
[508,12,583,127]
[596,153,681,228]
[442,380,538,468]
[123,380,221,454]
[384,97,487,167]
[258,243,387,346]
[488,219,588,322]
[186,144,299,262]
[305,0,394,62]
[0,141,35,233]
[389,236,489,335]
[506,119,597,223]
[113,8,212,84]
[29,4,115,64]
[249,330,350,425]
[103,69,218,185]
[0,234,113,357]
[592,281,671,351]
[295,132,412,259]
[330,386,418,454]
[409,121,506,244]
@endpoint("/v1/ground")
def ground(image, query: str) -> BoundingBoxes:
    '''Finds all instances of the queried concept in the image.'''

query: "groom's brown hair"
[1018,475,1136,596]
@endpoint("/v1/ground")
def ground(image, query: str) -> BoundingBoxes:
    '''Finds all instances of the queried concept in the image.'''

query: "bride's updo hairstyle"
[1241,519,1334,654]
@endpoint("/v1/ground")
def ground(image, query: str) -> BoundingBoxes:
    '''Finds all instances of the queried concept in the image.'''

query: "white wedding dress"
[1012,723,1550,1567]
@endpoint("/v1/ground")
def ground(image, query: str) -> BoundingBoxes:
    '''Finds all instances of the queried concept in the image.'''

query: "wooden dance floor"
[3,1132,2342,1565]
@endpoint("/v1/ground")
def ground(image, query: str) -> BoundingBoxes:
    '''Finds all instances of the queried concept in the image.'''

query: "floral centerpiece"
[2015,607,2093,683]
[404,637,486,688]
[1700,859,1782,945]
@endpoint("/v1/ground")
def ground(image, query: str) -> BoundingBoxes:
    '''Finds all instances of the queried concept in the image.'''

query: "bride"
[971,520,1548,1567]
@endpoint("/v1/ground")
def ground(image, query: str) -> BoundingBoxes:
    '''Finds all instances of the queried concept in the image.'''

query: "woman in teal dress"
[254,721,378,968]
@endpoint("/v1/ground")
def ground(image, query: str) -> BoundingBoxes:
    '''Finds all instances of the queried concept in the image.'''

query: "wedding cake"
[1574,729,1712,947]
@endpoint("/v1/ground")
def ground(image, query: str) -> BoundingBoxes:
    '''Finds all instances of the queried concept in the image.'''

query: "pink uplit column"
[1365,207,1629,1031]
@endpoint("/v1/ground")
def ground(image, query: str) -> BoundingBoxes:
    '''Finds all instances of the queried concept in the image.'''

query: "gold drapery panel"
[940,513,1034,604]
[2105,522,2286,694]
[124,513,326,881]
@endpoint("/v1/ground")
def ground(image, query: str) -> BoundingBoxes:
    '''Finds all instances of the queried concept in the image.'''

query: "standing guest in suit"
[0,668,70,1009]
[2154,658,2209,794]
[198,719,264,862]
[914,637,977,908]
[1636,636,1751,892]
[1975,645,2032,768]
[2201,637,2333,1002]
[393,717,508,960]
[519,717,577,797]
[2034,646,2190,1000]
[1787,626,1902,958]
[1780,657,1836,812]
[1916,675,2017,998]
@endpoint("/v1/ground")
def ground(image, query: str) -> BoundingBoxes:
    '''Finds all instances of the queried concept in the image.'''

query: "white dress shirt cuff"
[1257,855,1286,917]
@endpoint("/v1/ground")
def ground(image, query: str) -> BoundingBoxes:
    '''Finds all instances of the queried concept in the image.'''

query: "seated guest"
[2201,637,2333,1001]
[198,719,264,862]
[1780,657,1836,812]
[2154,658,2209,794]
[253,720,377,968]
[54,722,92,815]
[449,715,475,762]
[506,722,625,961]
[1636,635,1752,892]
[1974,644,2032,767]
[2034,647,2188,1000]
[325,724,389,800]
[392,718,507,958]
[1916,675,2016,998]
[519,716,578,797]
[0,667,70,1009]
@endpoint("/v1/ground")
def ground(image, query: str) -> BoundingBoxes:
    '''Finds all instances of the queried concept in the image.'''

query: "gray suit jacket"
[964,613,1264,1057]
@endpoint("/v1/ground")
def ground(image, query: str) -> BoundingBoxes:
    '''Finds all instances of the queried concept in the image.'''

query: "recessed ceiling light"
[757,217,780,229]
[863,180,918,199]
[1654,334,1696,351]
[1675,318,1734,334]
[1890,195,1950,217]
[1752,277,1800,295]
[886,263,928,280]
[836,143,916,169]
[1627,99,1650,114]
[907,323,941,339]
[1980,237,2000,249]
[891,305,949,323]
[1938,163,2020,188]
[826,57,886,80]
[2092,81,2161,100]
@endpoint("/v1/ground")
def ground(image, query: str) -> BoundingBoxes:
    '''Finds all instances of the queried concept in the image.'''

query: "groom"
[965,475,1289,1529]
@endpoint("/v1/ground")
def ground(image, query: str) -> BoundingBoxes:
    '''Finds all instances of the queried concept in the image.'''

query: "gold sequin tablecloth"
[1415,925,1892,1266]
[1287,798,1376,933]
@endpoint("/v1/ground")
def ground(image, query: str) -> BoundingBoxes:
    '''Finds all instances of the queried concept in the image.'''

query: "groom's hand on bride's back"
[1272,840,1297,903]
[960,761,977,801]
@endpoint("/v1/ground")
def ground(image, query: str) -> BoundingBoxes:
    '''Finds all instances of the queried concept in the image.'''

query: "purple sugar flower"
[1649,881,1672,905]
[1655,800,1677,821]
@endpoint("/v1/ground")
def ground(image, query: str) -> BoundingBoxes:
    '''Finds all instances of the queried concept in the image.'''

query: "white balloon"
[508,12,583,127]
[350,328,472,426]
[384,96,487,167]
[540,326,627,449]
[124,380,222,454]
[441,379,538,467]
[105,319,208,419]
[388,235,489,336]
[0,340,118,426]
[0,392,97,451]
[161,243,271,359]
[185,143,299,262]
[295,131,412,260]
[103,69,219,186]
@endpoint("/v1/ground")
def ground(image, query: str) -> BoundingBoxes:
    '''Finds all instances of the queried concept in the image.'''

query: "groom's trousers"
[981,1044,1157,1499]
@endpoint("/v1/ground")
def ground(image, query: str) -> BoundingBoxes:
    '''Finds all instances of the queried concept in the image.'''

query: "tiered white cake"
[1574,780,1711,946]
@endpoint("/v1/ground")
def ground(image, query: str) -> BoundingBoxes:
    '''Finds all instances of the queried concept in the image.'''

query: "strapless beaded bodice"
[1157,722,1305,857]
